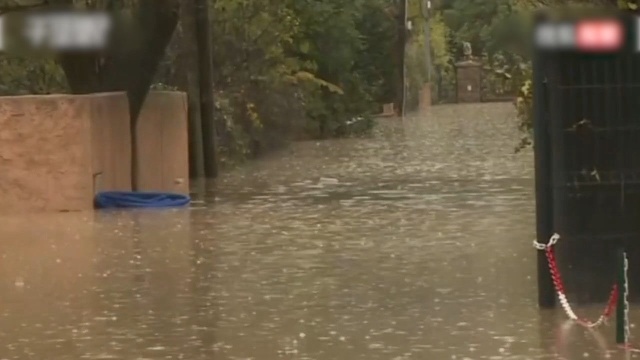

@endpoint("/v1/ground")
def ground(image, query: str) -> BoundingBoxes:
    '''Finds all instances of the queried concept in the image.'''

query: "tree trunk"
[59,0,180,190]
[395,0,407,116]
[180,0,206,180]
[186,71,206,179]
[194,0,218,178]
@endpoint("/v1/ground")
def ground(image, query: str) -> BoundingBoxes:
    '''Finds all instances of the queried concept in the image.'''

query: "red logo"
[576,20,623,52]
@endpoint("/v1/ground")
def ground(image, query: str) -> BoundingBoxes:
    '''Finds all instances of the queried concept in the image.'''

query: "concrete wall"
[0,94,96,212]
[135,91,189,195]
[0,91,189,213]
[90,93,132,194]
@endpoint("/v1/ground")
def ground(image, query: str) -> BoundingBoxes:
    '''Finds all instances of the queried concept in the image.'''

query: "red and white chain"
[533,233,618,328]
[623,252,630,343]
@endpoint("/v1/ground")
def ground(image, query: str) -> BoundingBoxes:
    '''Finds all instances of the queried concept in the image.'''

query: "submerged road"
[0,103,635,359]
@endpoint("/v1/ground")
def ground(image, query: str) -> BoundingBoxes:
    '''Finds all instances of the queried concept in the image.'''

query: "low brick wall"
[135,91,189,195]
[0,94,102,212]
[91,93,133,195]
[0,90,189,213]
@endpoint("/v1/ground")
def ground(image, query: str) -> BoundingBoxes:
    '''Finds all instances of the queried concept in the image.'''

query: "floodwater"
[0,103,636,359]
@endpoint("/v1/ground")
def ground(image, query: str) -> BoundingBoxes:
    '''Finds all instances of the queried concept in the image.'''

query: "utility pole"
[194,0,218,178]
[182,0,205,181]
[422,0,433,83]
[400,0,408,117]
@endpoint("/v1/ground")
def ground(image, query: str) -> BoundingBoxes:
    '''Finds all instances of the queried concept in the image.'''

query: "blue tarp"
[95,191,191,209]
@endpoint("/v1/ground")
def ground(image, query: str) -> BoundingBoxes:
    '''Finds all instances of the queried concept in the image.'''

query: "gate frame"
[532,43,556,308]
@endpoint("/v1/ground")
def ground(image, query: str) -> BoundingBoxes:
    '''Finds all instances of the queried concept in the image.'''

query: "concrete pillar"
[455,60,482,103]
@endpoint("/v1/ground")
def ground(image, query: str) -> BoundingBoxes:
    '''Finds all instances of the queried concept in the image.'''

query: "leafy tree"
[286,0,395,136]
[0,0,402,170]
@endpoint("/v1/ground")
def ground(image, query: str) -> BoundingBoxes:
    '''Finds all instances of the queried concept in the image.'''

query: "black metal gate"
[534,14,640,307]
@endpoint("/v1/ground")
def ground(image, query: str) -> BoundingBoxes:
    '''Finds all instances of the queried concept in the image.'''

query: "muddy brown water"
[0,103,637,359]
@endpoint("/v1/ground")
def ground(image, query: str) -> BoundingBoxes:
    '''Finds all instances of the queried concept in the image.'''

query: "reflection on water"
[0,103,637,359]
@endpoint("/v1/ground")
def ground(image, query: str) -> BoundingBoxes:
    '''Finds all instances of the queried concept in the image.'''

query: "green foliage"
[427,0,535,103]
[428,13,456,103]
[7,0,638,168]
[173,0,397,164]
[0,54,67,95]
[430,13,453,70]
[514,71,533,153]
[285,0,394,137]
[150,82,178,91]
[1,0,399,168]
